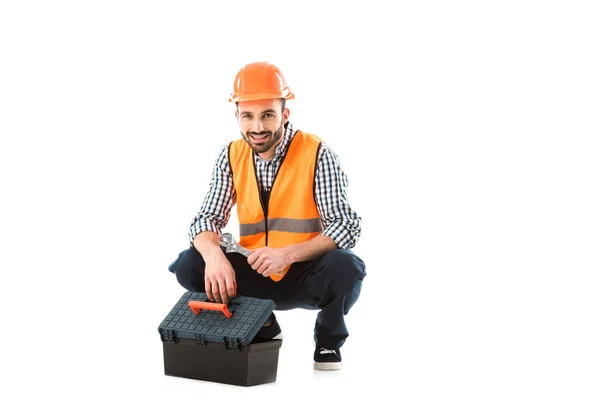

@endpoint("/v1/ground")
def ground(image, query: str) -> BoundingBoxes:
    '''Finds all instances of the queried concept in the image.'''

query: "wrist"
[284,245,297,265]
[205,244,226,262]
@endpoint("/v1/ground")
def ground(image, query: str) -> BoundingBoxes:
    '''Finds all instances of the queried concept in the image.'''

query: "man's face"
[236,98,288,155]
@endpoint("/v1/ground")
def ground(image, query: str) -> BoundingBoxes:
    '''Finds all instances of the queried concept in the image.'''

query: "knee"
[169,247,206,292]
[169,247,200,272]
[321,249,367,285]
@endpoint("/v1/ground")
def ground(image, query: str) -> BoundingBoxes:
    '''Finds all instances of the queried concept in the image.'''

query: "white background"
[1,1,599,399]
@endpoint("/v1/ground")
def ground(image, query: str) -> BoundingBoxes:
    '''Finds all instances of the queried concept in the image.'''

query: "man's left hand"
[247,247,289,277]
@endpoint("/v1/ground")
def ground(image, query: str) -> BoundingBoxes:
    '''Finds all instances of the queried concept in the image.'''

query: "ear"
[234,110,239,120]
[282,108,290,123]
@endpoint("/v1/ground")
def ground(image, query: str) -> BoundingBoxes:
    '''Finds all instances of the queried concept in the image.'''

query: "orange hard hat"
[229,62,295,103]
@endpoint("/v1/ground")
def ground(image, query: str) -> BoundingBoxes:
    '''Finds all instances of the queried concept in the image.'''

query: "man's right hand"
[194,231,237,305]
[204,258,237,305]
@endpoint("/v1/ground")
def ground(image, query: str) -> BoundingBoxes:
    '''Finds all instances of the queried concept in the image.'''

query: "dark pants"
[168,246,366,350]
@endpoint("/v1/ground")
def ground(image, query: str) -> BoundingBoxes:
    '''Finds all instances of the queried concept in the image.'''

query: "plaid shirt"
[189,122,362,249]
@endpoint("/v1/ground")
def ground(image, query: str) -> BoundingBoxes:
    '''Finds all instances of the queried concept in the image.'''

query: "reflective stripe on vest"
[240,217,323,236]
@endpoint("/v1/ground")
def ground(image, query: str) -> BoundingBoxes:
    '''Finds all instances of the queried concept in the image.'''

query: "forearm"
[284,234,338,264]
[193,231,228,264]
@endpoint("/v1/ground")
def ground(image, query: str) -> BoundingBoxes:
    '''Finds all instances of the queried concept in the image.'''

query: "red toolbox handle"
[188,301,233,318]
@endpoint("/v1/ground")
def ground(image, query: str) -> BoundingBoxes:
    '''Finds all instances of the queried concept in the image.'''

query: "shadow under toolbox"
[158,291,282,386]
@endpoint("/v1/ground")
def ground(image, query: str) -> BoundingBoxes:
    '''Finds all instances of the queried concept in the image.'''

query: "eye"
[262,113,275,119]
[241,114,252,119]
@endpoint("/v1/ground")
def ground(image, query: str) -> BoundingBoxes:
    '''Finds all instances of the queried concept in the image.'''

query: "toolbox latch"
[224,337,243,352]
[194,333,207,346]
[160,329,179,343]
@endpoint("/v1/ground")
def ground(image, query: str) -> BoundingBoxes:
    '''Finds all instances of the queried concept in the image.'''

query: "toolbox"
[158,291,282,386]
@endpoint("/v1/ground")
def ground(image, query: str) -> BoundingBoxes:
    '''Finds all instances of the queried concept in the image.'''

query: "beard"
[241,122,284,155]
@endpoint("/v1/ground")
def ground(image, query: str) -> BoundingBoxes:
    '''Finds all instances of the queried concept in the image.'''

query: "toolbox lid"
[158,291,276,348]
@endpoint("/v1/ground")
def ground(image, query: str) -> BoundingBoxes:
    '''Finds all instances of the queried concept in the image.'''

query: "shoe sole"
[272,332,284,340]
[314,361,342,371]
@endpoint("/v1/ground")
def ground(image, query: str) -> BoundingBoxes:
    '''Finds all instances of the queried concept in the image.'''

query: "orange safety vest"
[229,130,323,281]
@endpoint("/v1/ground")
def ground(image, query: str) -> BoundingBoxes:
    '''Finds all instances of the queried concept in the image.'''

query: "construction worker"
[168,61,366,370]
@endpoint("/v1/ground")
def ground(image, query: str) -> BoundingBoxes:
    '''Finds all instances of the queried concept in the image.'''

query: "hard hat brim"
[229,89,294,103]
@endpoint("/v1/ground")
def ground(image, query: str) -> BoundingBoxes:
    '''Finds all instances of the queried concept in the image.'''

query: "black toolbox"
[158,291,282,386]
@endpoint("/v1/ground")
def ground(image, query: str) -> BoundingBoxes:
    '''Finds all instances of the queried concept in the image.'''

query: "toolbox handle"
[188,301,233,318]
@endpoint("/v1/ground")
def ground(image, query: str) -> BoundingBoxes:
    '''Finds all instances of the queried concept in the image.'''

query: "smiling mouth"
[249,132,270,143]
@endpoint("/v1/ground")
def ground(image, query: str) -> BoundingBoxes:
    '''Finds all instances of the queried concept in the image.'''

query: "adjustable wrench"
[219,233,252,257]
[219,233,283,277]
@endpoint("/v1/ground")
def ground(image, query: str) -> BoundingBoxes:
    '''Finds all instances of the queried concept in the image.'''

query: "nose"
[250,118,264,133]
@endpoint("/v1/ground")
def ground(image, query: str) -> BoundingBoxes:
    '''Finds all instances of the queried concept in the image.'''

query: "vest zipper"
[253,158,269,246]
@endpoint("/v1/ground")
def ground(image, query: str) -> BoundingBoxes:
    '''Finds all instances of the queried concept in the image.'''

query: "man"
[168,61,366,371]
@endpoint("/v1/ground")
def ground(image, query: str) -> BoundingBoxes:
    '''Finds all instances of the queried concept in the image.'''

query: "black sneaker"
[253,313,283,341]
[313,347,342,370]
